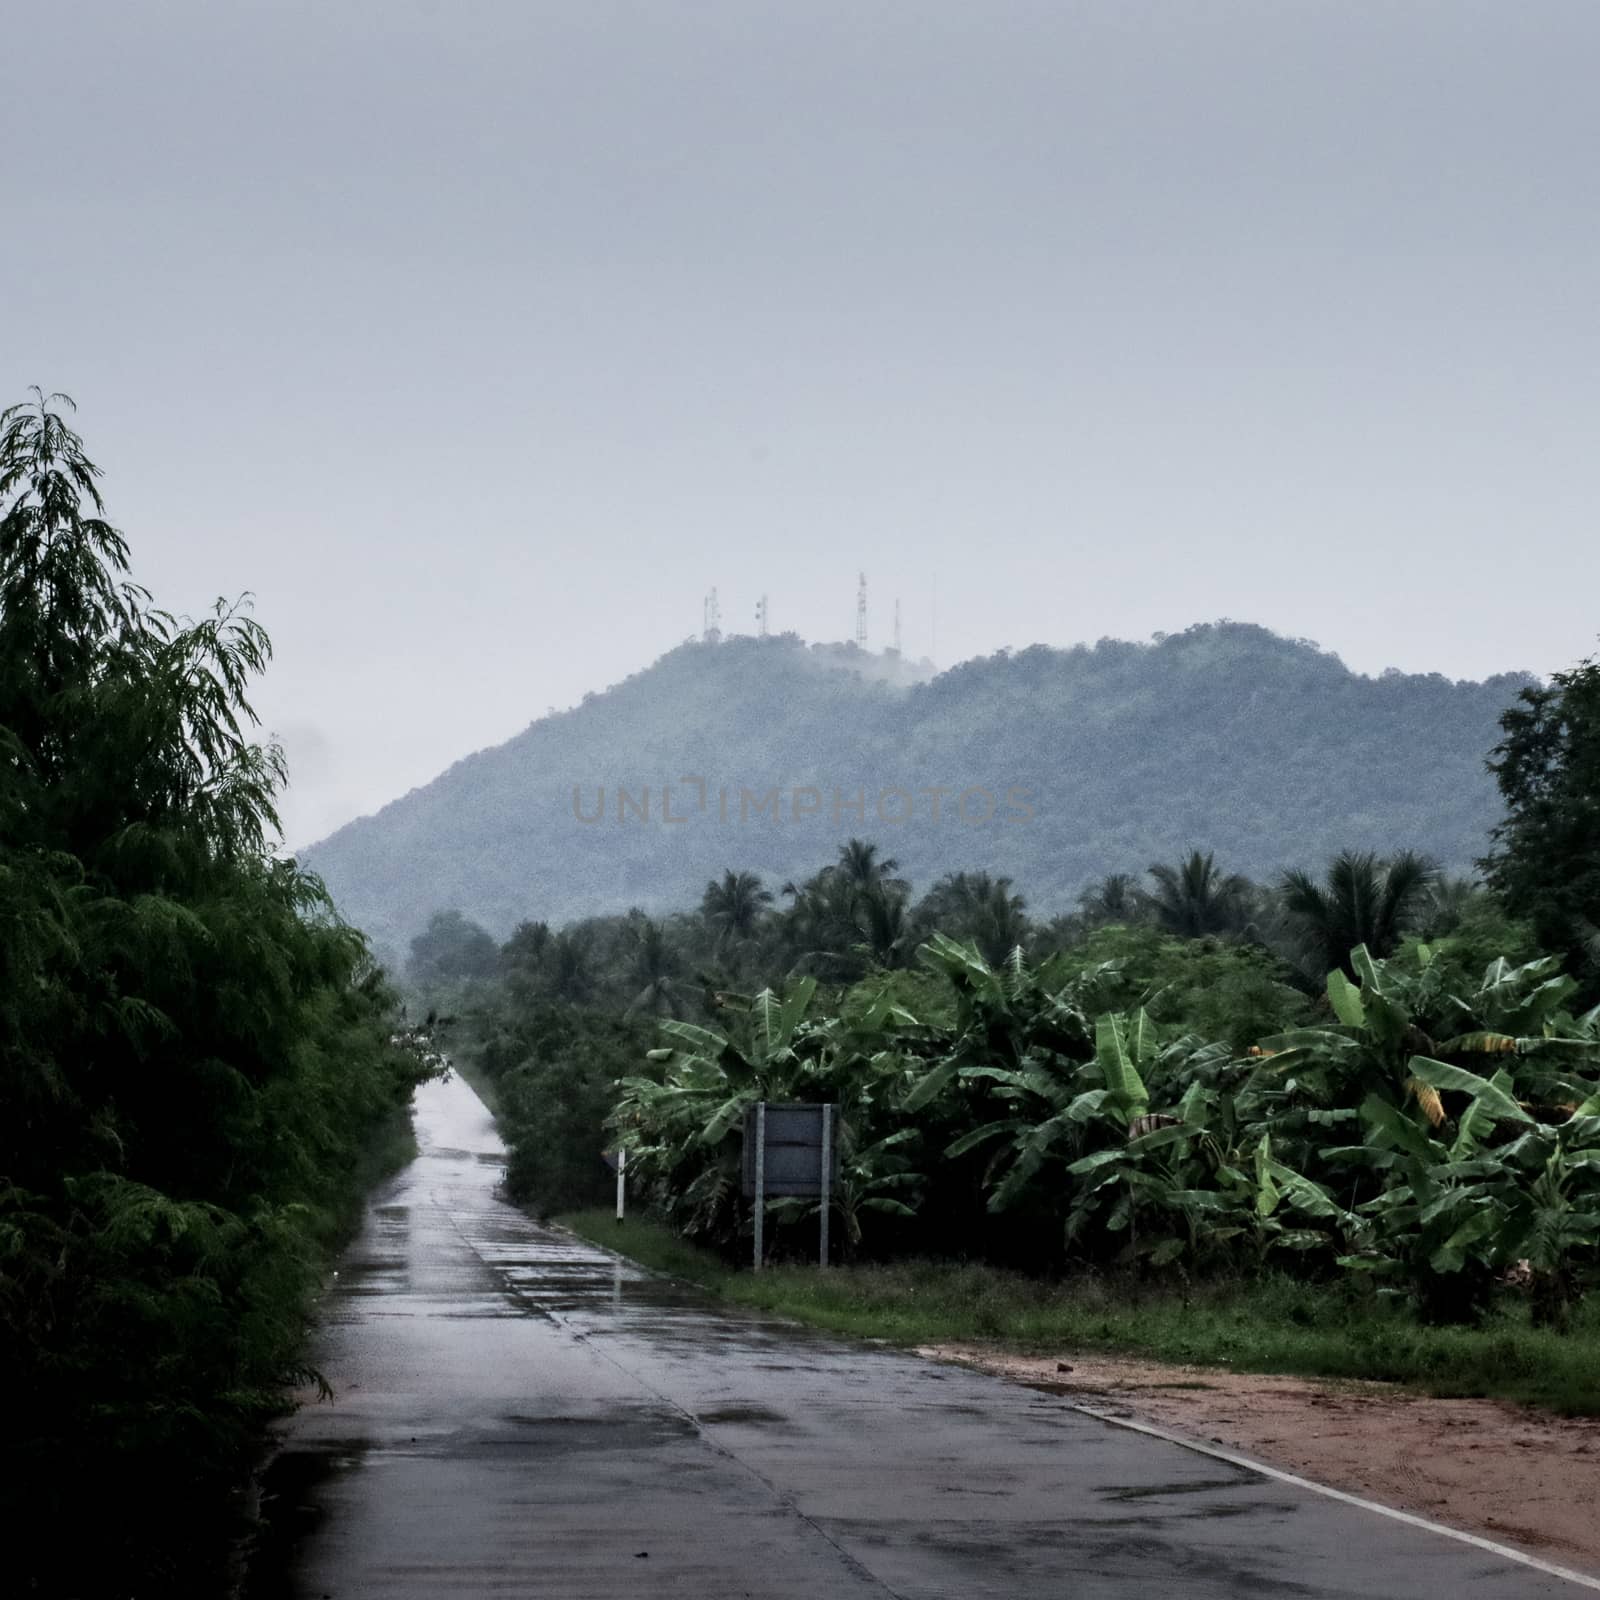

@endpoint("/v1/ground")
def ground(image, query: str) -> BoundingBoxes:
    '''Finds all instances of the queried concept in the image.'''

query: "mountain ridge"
[302,621,1533,958]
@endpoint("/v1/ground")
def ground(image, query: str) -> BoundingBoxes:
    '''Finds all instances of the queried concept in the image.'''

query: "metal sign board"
[742,1102,840,1269]
[742,1103,839,1197]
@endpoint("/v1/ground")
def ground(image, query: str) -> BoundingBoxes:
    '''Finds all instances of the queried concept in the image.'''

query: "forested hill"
[303,623,1532,956]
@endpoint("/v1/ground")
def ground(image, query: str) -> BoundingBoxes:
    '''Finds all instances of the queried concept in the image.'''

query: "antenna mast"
[755,594,769,637]
[855,571,868,648]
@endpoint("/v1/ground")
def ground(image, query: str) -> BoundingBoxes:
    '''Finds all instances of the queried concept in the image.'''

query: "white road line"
[1067,1401,1600,1593]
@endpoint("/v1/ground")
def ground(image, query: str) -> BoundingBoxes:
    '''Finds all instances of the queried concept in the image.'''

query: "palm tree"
[853,882,913,969]
[623,915,685,1018]
[780,865,872,977]
[1413,874,1484,941]
[1076,872,1147,928]
[972,876,1030,966]
[1145,850,1253,938]
[914,871,1029,966]
[1279,849,1437,977]
[835,837,909,895]
[543,927,597,1004]
[701,869,774,942]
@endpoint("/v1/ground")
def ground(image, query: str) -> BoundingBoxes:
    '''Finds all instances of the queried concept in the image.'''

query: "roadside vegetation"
[0,393,445,1596]
[417,641,1600,1408]
[557,1211,1600,1415]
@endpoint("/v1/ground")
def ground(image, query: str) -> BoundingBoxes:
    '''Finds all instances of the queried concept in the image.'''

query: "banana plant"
[1302,959,1600,1318]
[767,1126,925,1247]
[935,1007,1155,1214]
[611,977,824,1243]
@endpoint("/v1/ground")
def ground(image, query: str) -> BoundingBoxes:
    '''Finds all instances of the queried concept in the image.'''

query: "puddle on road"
[1102,1472,1261,1501]
[694,1404,791,1427]
[331,1259,408,1296]
[499,1410,699,1449]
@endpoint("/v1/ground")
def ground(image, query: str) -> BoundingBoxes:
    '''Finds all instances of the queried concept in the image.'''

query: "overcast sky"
[7,1,1597,848]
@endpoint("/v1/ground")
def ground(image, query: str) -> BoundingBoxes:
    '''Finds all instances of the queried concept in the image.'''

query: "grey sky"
[8,1,1597,848]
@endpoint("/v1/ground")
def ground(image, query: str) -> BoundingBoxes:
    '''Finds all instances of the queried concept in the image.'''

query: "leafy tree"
[543,926,598,1003]
[1405,893,1542,988]
[0,391,438,1594]
[1052,924,1310,1049]
[617,979,835,1247]
[486,1004,644,1215]
[1482,656,1600,994]
[776,841,917,978]
[503,918,553,973]
[779,863,865,974]
[407,908,500,985]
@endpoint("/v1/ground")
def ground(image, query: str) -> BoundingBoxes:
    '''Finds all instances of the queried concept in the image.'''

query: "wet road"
[263,1074,1590,1598]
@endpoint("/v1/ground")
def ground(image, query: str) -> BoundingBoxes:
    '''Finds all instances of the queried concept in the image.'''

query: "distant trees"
[418,835,1487,1021]
[853,882,914,970]
[1278,849,1437,977]
[1413,874,1483,941]
[542,927,598,1003]
[503,918,553,969]
[835,838,907,893]
[769,839,917,978]
[407,909,500,984]
[1144,850,1254,938]
[701,868,774,944]
[622,915,686,1018]
[1077,872,1148,929]
[438,810,1577,1269]
[916,870,1030,966]
[1483,656,1600,994]
[416,831,1504,1033]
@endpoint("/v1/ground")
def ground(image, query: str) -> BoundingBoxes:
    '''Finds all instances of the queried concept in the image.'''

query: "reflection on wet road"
[260,1074,1583,1597]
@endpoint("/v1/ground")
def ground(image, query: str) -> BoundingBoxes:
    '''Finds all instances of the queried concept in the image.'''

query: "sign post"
[753,1102,766,1272]
[743,1103,837,1270]
[819,1105,832,1268]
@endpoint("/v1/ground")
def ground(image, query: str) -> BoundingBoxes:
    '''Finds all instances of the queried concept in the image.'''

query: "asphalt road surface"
[257,1073,1593,1598]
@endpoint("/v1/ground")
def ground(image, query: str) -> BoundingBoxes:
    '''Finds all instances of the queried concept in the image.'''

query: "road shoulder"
[921,1342,1600,1579]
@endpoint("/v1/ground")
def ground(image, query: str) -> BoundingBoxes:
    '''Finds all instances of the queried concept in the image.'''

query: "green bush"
[0,393,440,1594]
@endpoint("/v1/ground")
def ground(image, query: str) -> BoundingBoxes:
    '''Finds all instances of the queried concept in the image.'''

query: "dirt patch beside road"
[922,1344,1600,1577]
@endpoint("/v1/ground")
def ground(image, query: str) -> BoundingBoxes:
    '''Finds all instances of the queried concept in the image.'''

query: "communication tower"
[755,594,769,637]
[702,587,722,643]
[855,572,868,648]
[892,597,902,656]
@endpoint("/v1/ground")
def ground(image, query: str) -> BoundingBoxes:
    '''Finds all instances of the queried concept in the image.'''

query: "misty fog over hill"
[301,623,1531,957]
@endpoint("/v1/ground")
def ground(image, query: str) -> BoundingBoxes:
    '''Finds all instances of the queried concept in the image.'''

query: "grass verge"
[557,1208,1600,1416]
